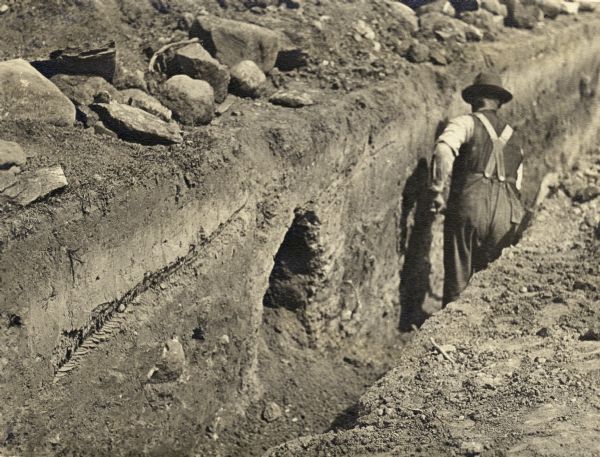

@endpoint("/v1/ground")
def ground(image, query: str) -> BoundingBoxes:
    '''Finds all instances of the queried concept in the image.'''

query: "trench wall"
[1,16,600,455]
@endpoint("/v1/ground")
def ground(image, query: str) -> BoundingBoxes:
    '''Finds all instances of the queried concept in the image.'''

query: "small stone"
[178,12,195,30]
[93,91,112,104]
[429,48,448,65]
[0,5,8,14]
[147,336,186,383]
[269,90,314,108]
[161,75,214,125]
[560,1,579,14]
[91,102,182,144]
[0,140,26,169]
[353,19,376,40]
[120,88,172,121]
[407,42,430,63]
[574,185,600,203]
[219,334,230,345]
[169,43,230,103]
[519,286,528,293]
[117,304,126,313]
[262,402,282,422]
[536,327,552,337]
[580,327,600,341]
[216,95,236,116]
[341,309,353,321]
[229,60,266,98]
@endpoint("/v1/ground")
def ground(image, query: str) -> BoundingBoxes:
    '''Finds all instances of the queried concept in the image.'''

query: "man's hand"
[430,191,446,214]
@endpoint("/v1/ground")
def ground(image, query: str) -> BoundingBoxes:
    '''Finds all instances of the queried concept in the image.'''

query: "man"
[430,72,524,306]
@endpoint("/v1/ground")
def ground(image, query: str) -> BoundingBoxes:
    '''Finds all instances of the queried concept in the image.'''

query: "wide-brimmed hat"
[462,72,513,105]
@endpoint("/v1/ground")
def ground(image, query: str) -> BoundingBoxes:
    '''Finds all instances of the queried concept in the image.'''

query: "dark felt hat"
[462,72,513,105]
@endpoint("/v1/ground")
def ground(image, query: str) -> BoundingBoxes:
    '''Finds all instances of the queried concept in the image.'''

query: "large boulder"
[91,102,183,145]
[169,42,230,103]
[0,140,26,169]
[189,16,280,72]
[161,75,214,125]
[50,74,121,106]
[120,88,172,121]
[229,60,266,98]
[32,42,117,82]
[0,59,76,126]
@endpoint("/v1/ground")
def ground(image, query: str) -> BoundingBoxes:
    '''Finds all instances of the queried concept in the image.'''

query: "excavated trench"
[1,15,600,457]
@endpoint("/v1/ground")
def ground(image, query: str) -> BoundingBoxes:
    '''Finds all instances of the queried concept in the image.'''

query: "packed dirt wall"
[0,3,600,455]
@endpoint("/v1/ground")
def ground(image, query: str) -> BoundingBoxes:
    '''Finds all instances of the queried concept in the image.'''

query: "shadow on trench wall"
[398,121,447,332]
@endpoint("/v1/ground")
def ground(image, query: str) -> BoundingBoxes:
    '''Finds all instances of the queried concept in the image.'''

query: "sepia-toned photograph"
[0,0,599,455]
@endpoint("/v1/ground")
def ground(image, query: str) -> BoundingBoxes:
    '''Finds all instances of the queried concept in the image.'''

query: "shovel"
[514,172,560,240]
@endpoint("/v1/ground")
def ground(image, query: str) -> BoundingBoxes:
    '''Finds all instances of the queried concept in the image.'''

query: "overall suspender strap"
[473,113,513,182]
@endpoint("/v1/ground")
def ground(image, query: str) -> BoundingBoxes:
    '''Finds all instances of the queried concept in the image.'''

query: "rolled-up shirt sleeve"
[431,115,475,193]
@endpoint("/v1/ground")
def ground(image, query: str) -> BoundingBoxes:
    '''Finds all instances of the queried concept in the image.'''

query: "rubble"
[420,12,483,42]
[32,42,117,82]
[0,59,76,126]
[169,42,231,103]
[189,16,280,72]
[120,88,172,121]
[229,60,267,98]
[1,165,68,206]
[269,90,315,108]
[0,140,26,169]
[50,74,121,106]
[91,102,183,145]
[161,75,215,125]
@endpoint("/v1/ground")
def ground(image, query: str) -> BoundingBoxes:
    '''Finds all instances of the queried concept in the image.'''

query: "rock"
[169,42,230,103]
[0,4,8,14]
[262,402,282,422]
[32,42,117,82]
[535,0,562,17]
[93,121,119,138]
[579,0,598,11]
[276,46,309,72]
[560,1,579,13]
[148,336,186,383]
[0,59,76,126]
[429,47,448,65]
[0,140,26,169]
[406,42,430,63]
[460,10,504,39]
[416,0,456,16]
[460,441,483,456]
[91,102,183,145]
[0,170,17,192]
[480,0,508,15]
[269,90,314,108]
[385,0,420,32]
[574,185,600,203]
[120,88,172,121]
[114,68,147,91]
[505,0,543,28]
[229,60,266,98]
[536,327,552,337]
[353,19,376,40]
[161,75,215,125]
[420,12,482,42]
[189,16,280,72]
[50,74,121,106]
[178,12,195,30]
[216,95,237,116]
[580,326,600,341]
[76,105,100,128]
[1,165,68,206]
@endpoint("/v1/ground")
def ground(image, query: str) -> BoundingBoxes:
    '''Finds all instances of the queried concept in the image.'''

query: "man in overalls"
[430,72,524,306]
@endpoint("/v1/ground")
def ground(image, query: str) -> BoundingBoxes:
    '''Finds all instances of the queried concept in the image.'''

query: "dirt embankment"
[0,2,599,457]
[266,149,600,457]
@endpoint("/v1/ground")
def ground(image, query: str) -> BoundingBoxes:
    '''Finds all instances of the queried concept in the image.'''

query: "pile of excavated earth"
[1,0,600,456]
